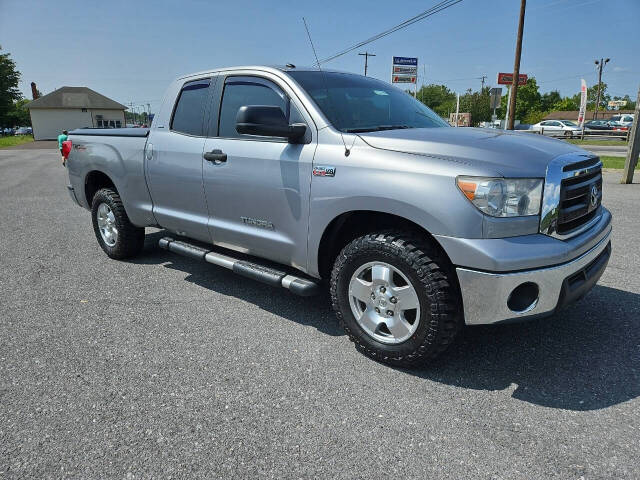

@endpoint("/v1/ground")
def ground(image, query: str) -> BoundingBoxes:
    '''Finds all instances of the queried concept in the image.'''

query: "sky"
[1,0,639,114]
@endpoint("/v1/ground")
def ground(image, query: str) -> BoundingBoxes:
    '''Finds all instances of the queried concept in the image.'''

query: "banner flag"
[578,79,587,128]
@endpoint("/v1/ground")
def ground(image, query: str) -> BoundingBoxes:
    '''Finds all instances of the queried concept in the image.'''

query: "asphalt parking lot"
[1,143,639,479]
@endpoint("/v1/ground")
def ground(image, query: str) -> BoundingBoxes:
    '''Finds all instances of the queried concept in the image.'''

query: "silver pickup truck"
[65,66,612,366]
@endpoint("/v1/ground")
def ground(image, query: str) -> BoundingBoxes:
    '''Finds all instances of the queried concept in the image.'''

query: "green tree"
[587,82,610,111]
[0,47,22,127]
[552,97,579,111]
[458,87,492,125]
[416,84,457,117]
[541,90,562,112]
[523,110,545,125]
[5,98,31,126]
[496,77,542,122]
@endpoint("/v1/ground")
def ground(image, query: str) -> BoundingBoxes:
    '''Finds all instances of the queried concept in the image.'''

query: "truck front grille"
[557,162,602,235]
[539,155,603,240]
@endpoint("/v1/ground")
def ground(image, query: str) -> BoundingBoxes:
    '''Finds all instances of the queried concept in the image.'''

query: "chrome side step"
[158,237,320,296]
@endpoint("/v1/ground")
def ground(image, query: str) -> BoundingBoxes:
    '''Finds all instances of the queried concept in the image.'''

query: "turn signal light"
[457,180,477,201]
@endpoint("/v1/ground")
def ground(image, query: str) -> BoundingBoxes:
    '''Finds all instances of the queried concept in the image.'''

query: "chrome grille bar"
[540,154,603,240]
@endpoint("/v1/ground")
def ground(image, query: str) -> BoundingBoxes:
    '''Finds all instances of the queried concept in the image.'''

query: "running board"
[158,237,320,297]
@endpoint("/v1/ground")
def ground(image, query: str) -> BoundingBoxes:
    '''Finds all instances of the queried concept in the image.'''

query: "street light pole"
[358,52,376,76]
[507,0,526,130]
[593,57,610,120]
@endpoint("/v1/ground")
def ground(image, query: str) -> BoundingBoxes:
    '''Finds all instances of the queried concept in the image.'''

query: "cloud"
[613,66,629,72]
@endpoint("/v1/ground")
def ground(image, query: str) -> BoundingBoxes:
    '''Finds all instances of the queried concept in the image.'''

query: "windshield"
[288,71,449,132]
[561,120,577,126]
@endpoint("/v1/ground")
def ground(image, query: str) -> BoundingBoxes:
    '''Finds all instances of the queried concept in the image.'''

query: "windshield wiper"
[343,125,413,133]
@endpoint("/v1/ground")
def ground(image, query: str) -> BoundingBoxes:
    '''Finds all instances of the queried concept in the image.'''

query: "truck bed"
[69,127,150,137]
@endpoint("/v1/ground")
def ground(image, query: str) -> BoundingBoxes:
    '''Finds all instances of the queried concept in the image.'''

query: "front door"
[202,74,316,270]
[146,77,215,242]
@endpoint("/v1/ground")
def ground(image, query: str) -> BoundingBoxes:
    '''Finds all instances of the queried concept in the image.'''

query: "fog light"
[507,282,539,313]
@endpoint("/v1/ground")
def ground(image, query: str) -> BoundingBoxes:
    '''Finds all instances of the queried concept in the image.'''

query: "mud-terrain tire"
[331,231,462,366]
[91,188,145,260]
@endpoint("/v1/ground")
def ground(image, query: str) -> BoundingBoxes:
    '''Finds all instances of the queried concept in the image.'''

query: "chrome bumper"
[456,228,612,325]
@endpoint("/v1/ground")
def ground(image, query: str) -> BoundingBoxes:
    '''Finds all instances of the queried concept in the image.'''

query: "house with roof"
[27,87,127,140]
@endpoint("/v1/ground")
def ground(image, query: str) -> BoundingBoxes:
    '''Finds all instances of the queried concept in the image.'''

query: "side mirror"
[236,105,306,143]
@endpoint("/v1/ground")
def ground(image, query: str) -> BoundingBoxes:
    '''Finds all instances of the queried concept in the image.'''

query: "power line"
[317,0,463,65]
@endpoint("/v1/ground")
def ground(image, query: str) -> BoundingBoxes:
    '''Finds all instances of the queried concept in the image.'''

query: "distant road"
[584,144,628,157]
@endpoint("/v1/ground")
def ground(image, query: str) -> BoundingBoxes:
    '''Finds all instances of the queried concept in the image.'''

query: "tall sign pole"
[507,0,526,130]
[621,85,640,184]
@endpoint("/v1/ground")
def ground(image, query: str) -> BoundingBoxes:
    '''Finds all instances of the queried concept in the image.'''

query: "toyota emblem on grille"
[590,184,599,208]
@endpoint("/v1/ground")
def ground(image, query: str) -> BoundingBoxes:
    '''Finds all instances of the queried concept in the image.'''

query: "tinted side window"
[219,79,287,138]
[171,79,211,136]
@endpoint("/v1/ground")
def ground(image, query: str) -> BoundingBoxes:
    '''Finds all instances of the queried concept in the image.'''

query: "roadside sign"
[608,100,627,108]
[489,87,502,109]
[393,56,418,66]
[392,57,418,85]
[497,72,527,85]
[393,75,417,83]
[393,65,417,75]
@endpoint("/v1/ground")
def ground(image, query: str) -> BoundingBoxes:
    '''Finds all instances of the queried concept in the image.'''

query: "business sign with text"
[497,72,528,85]
[392,56,418,84]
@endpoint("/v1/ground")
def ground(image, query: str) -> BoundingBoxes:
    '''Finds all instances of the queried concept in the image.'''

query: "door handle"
[203,149,227,163]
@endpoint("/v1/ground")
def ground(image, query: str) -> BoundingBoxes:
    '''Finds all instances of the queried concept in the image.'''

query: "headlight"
[456,177,543,217]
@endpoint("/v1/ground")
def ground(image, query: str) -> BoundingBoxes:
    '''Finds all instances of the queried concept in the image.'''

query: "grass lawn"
[600,156,639,169]
[0,135,34,148]
[567,138,628,146]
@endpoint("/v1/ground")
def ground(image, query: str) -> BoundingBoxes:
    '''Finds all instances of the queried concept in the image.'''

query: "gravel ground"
[1,145,639,479]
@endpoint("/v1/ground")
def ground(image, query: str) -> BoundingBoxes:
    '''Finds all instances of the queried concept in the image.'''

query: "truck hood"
[358,127,593,177]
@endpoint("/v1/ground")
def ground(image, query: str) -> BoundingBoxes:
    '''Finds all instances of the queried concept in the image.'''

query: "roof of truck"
[177,65,349,80]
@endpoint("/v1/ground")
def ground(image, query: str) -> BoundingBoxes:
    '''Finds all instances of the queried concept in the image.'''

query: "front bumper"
[456,228,612,325]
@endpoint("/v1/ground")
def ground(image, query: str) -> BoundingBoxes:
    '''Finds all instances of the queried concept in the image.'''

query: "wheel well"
[317,211,449,280]
[85,171,116,206]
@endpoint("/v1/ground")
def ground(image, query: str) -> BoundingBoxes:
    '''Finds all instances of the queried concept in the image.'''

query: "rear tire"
[330,231,462,366]
[91,188,145,259]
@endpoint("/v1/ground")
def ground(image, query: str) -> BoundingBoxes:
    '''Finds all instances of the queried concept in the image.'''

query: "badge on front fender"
[313,166,336,177]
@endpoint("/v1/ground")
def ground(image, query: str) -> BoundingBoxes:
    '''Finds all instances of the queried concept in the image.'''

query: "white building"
[27,87,126,140]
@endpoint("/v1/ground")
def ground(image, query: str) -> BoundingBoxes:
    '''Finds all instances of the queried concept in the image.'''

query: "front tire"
[331,231,462,366]
[91,188,145,259]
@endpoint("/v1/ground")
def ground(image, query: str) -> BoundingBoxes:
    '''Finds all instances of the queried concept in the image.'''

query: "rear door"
[201,73,316,269]
[146,77,216,242]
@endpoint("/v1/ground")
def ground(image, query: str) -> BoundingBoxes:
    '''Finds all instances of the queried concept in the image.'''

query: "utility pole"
[593,57,610,120]
[507,0,526,130]
[479,75,487,91]
[621,85,640,184]
[358,52,376,76]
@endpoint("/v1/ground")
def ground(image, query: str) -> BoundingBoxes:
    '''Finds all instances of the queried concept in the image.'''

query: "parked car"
[14,127,32,135]
[531,120,582,138]
[609,122,629,134]
[2,127,15,136]
[609,114,634,127]
[584,120,613,131]
[63,66,611,366]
